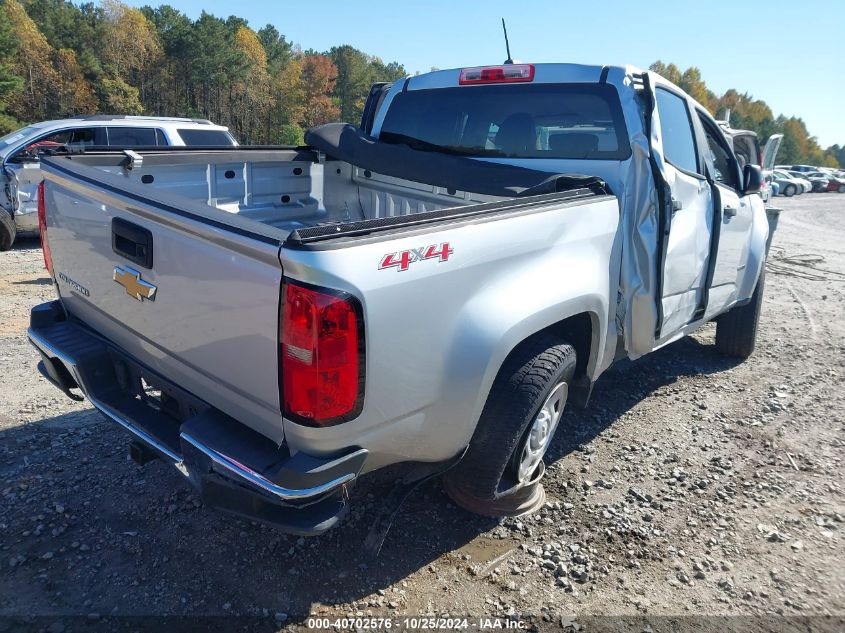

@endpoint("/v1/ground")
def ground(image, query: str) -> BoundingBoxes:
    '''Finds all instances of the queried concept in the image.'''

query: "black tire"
[715,268,765,359]
[444,334,576,502]
[0,210,16,251]
[783,184,796,197]
[838,184,845,193]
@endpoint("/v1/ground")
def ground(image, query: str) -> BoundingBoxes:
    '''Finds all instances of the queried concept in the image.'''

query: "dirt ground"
[1,195,843,632]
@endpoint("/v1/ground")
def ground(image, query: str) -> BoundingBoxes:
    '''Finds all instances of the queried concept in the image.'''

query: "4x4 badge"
[379,243,453,272]
[113,266,156,301]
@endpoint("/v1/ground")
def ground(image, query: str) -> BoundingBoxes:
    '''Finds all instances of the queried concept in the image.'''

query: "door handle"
[671,198,683,212]
[112,218,153,268]
[723,205,737,218]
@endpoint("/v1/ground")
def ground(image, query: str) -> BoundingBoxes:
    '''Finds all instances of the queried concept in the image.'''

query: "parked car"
[799,171,837,192]
[804,171,845,193]
[0,115,237,250]
[784,170,813,193]
[28,63,770,535]
[776,164,816,173]
[770,169,808,196]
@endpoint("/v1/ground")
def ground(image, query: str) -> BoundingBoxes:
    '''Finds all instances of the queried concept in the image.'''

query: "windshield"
[379,83,631,160]
[0,126,39,153]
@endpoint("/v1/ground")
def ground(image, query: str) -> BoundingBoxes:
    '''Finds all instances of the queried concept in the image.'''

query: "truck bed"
[43,147,606,243]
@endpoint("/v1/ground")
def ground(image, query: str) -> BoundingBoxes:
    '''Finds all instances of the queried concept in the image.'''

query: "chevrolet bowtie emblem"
[113,266,157,301]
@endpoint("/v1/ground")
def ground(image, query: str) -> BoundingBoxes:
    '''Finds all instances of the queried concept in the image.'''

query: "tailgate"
[40,158,286,444]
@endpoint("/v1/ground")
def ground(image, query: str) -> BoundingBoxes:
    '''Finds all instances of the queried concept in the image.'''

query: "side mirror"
[743,164,763,194]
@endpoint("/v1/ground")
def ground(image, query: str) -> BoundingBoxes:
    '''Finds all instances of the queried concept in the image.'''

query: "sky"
[124,0,845,147]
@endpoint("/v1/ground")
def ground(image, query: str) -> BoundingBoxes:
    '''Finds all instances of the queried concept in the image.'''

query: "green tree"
[258,24,292,73]
[328,44,373,123]
[649,60,682,85]
[99,76,142,113]
[0,1,23,131]
[3,0,62,121]
[276,122,304,145]
[141,4,193,116]
[21,0,103,55]
[186,12,248,122]
[230,25,271,143]
[329,45,406,123]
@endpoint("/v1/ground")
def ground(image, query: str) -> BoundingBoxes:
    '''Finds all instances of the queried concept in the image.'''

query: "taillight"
[281,280,364,426]
[459,64,535,85]
[37,180,53,276]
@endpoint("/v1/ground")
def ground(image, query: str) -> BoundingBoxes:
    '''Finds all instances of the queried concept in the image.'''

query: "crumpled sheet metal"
[615,67,660,359]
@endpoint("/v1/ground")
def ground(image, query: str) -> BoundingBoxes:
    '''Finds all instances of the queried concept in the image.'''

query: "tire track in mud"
[782,280,818,338]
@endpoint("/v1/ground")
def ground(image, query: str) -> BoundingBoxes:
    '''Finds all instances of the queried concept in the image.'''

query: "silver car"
[0,116,236,250]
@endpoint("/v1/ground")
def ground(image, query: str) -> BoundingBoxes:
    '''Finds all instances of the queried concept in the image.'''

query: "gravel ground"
[1,195,844,632]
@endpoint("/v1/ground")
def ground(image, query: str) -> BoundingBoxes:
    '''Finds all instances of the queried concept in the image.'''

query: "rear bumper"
[27,300,367,536]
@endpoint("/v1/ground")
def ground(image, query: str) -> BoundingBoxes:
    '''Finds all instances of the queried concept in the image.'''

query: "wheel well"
[502,312,596,407]
[543,312,594,381]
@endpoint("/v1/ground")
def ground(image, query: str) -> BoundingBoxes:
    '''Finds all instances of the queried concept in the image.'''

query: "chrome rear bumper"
[28,300,367,535]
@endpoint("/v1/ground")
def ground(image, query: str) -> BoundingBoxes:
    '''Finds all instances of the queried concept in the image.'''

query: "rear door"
[694,111,752,315]
[648,80,714,338]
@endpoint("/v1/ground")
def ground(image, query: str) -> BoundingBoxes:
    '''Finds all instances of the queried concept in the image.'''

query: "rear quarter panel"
[281,196,621,470]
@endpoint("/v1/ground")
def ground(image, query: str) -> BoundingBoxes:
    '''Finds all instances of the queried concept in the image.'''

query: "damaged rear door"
[644,74,714,339]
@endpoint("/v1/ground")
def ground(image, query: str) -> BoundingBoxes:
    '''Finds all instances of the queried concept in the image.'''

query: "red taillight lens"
[37,180,53,276]
[282,280,363,426]
[459,64,534,85]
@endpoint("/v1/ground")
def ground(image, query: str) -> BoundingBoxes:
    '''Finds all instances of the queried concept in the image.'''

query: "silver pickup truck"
[28,63,769,536]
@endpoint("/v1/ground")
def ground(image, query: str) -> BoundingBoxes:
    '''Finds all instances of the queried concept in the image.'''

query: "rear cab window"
[176,129,235,146]
[378,83,631,160]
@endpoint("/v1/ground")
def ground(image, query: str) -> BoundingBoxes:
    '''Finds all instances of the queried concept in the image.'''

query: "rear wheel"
[715,268,765,359]
[443,334,576,516]
[783,184,796,197]
[0,211,16,251]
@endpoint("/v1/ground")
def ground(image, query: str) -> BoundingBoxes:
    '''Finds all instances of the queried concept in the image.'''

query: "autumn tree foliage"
[3,0,61,121]
[0,1,23,131]
[649,60,840,167]
[300,54,340,128]
[0,2,837,168]
[0,0,406,143]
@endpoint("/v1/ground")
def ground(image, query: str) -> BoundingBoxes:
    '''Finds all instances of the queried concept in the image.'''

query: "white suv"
[1,116,237,250]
